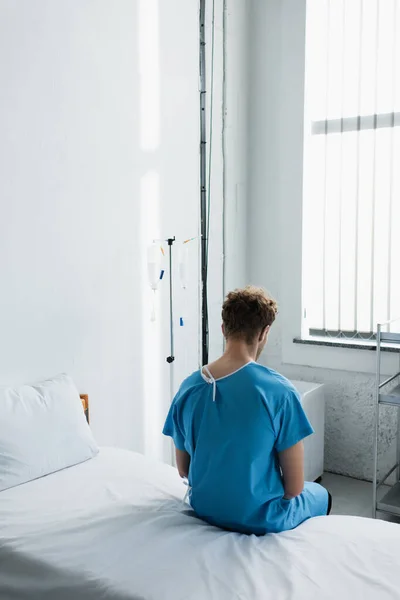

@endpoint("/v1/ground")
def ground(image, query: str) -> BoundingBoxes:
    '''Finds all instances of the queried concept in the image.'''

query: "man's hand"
[176,448,190,479]
[278,441,305,499]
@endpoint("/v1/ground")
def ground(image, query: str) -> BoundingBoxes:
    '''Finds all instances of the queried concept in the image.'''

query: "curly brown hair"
[222,286,278,344]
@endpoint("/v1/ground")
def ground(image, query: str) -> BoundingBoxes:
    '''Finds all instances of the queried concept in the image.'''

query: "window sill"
[294,336,400,353]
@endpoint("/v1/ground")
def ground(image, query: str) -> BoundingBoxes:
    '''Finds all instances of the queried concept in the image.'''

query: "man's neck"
[208,346,255,379]
[204,343,256,380]
[219,340,258,366]
[224,339,257,362]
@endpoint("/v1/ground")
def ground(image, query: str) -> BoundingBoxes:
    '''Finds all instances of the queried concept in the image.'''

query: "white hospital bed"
[0,447,399,600]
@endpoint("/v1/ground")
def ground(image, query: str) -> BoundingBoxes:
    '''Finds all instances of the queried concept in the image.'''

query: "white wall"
[0,0,201,462]
[247,0,398,481]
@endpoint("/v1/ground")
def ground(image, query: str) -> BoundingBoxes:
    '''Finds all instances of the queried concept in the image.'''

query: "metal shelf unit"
[373,319,400,518]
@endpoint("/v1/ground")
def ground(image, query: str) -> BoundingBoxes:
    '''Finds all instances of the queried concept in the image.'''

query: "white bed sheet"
[0,447,399,600]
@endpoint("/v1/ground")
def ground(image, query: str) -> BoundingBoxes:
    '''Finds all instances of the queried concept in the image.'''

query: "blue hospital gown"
[163,362,328,535]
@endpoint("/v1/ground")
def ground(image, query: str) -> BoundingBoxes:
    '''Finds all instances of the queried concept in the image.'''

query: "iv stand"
[166,237,176,466]
[166,237,176,365]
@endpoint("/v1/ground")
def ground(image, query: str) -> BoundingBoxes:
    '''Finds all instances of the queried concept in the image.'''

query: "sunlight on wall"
[140,170,164,459]
[138,0,160,152]
[138,0,164,459]
[140,170,164,458]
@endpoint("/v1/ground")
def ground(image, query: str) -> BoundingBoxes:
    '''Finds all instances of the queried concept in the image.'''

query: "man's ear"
[259,325,270,342]
[221,323,225,336]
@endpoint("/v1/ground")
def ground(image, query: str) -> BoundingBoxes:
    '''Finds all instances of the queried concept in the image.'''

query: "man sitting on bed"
[163,286,331,535]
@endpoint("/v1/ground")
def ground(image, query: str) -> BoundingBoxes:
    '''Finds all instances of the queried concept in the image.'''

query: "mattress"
[0,447,399,600]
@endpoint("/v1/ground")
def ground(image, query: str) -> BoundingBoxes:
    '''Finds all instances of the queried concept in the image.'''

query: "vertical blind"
[303,0,400,337]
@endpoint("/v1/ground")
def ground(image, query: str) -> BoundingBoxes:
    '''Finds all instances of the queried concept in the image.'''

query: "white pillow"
[0,374,99,491]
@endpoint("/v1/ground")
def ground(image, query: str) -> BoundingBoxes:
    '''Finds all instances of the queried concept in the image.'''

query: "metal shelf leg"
[372,325,381,518]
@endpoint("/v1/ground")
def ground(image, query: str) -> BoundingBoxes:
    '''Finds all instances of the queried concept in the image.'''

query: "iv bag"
[179,243,189,289]
[147,243,163,291]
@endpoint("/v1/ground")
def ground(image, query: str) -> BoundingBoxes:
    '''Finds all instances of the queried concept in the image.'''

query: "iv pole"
[166,237,176,365]
[166,237,176,466]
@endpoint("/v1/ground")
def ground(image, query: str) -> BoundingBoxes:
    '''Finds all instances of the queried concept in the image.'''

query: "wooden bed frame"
[80,394,89,423]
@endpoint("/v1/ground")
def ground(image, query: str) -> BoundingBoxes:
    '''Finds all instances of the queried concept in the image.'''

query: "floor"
[323,472,400,522]
[323,473,373,517]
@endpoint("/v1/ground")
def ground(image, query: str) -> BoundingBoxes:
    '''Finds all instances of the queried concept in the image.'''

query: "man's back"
[163,362,323,535]
[163,286,329,534]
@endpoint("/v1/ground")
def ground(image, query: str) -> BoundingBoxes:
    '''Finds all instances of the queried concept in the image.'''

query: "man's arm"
[176,448,190,478]
[278,441,304,499]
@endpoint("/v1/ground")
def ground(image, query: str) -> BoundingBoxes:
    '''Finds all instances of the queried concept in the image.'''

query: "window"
[303,0,400,339]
